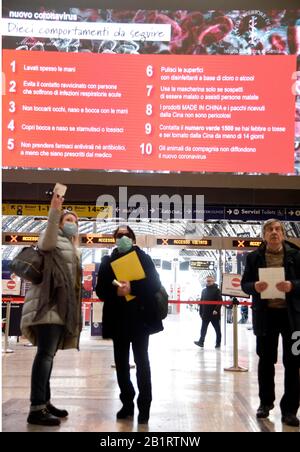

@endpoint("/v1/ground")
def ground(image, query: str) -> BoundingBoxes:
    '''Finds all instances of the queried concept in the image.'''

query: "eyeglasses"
[116,233,131,239]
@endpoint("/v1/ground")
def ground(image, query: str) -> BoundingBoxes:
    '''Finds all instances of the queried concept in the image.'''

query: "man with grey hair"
[241,219,300,427]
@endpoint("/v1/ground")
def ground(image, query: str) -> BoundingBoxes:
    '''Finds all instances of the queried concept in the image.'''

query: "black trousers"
[256,309,300,415]
[30,324,64,407]
[200,317,221,345]
[113,334,152,414]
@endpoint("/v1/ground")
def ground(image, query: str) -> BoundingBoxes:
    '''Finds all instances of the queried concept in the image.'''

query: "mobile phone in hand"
[53,183,67,197]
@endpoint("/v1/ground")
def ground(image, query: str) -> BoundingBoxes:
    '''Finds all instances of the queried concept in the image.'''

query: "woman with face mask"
[96,225,163,425]
[21,192,82,426]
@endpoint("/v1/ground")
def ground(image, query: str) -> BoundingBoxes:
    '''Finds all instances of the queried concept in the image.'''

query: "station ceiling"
[3,216,300,261]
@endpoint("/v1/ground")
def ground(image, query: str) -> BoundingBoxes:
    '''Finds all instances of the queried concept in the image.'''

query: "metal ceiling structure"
[3,215,300,236]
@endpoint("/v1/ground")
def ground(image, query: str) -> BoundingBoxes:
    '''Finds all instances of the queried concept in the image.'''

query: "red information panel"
[2,50,296,173]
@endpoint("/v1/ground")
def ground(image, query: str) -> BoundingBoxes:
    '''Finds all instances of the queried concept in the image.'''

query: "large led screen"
[2,1,300,174]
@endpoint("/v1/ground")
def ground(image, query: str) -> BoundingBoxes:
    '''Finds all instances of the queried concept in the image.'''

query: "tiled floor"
[2,307,299,432]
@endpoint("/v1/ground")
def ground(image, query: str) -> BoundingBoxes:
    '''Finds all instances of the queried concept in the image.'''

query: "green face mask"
[116,236,133,253]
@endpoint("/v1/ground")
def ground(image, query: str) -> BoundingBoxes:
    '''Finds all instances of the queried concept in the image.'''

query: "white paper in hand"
[258,267,285,299]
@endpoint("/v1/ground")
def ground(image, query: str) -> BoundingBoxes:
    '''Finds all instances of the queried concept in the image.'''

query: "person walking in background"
[239,305,249,324]
[96,225,163,425]
[194,275,222,349]
[241,219,300,427]
[21,192,82,426]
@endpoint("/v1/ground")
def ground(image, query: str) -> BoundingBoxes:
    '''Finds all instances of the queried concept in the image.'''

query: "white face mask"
[62,222,78,238]
[116,236,133,253]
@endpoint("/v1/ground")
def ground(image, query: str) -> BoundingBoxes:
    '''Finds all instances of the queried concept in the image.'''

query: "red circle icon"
[7,280,16,290]
[231,277,240,288]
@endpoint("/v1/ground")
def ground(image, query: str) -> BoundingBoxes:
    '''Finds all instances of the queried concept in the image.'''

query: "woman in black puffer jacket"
[96,225,163,425]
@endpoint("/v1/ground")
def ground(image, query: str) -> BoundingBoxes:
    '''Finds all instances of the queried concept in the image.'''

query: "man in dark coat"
[96,225,163,425]
[241,219,300,427]
[194,275,222,348]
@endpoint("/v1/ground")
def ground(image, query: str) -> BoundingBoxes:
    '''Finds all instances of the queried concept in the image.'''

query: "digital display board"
[157,238,212,247]
[2,1,300,175]
[190,260,214,270]
[3,234,39,244]
[232,239,262,248]
[80,234,115,246]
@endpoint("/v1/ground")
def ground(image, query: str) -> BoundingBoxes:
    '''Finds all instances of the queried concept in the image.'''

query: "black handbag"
[9,246,44,285]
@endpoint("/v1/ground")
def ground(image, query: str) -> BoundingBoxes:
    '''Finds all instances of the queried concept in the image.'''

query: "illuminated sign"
[2,50,296,174]
[80,235,115,246]
[232,239,262,248]
[190,261,215,270]
[4,234,39,244]
[2,203,112,218]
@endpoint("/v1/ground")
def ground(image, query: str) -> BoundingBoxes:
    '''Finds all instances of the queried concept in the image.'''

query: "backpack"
[155,286,169,320]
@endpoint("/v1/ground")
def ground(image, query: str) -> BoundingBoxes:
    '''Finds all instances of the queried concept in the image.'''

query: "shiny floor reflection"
[2,307,299,432]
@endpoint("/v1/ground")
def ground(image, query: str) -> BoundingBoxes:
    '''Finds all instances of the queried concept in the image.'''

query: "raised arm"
[38,193,64,251]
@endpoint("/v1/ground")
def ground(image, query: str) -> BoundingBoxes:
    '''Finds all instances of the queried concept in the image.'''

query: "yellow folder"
[110,250,146,301]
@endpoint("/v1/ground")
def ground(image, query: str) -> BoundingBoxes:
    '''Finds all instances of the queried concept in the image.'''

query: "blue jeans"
[30,324,64,407]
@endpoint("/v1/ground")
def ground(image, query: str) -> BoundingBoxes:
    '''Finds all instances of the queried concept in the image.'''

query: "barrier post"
[2,301,14,354]
[223,302,227,346]
[176,287,181,314]
[224,297,248,372]
[82,302,86,328]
